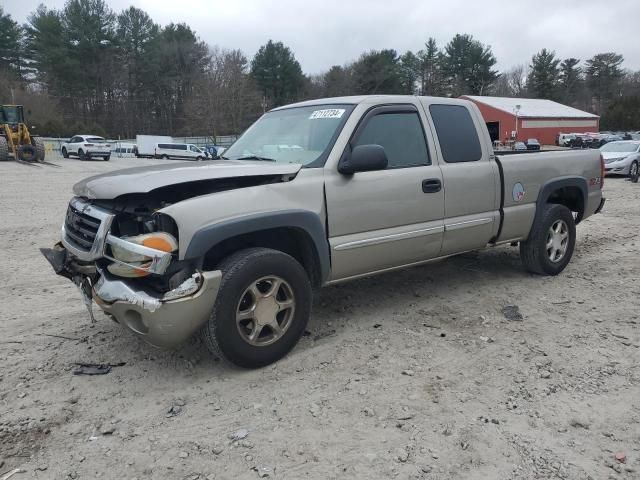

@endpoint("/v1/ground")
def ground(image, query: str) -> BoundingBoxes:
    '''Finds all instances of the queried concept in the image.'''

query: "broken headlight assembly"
[105,232,178,278]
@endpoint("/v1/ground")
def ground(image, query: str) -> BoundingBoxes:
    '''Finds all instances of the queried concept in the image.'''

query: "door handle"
[422,178,442,193]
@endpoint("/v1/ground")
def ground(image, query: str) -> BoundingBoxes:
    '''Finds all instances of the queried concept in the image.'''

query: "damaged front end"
[41,197,221,348]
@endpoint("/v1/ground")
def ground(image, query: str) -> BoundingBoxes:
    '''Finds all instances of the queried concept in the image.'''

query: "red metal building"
[461,95,599,145]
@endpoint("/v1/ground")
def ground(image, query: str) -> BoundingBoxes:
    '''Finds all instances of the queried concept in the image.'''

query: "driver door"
[325,105,445,281]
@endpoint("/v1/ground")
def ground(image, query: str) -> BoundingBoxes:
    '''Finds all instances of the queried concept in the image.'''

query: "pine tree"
[251,40,305,107]
[528,48,560,99]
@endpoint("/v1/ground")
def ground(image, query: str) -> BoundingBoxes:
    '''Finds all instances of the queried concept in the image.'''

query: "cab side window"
[354,112,430,168]
[429,105,482,163]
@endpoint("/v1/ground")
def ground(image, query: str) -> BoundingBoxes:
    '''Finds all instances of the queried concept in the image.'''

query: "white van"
[154,143,209,160]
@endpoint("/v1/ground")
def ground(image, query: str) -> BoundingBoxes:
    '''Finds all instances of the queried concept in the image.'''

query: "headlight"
[107,232,177,278]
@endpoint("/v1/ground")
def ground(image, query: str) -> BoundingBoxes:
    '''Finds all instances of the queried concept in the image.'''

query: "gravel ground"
[1,154,639,480]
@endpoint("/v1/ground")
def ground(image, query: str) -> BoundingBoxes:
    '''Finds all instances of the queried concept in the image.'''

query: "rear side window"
[157,144,169,149]
[429,105,482,163]
[354,112,430,168]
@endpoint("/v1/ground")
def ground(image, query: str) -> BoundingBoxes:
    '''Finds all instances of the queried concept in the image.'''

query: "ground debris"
[228,429,249,442]
[72,362,125,375]
[502,305,523,321]
[1,469,26,480]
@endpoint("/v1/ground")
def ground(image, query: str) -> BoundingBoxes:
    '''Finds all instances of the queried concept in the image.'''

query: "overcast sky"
[4,0,640,73]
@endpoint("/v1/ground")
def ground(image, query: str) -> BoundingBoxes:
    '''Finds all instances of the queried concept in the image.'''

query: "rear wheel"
[78,148,89,161]
[162,154,169,159]
[104,155,110,161]
[202,247,312,368]
[17,144,37,162]
[629,161,639,183]
[32,137,45,162]
[61,147,69,158]
[520,204,576,275]
[0,137,8,161]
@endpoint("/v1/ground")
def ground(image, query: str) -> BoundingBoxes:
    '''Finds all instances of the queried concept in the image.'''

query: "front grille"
[64,205,101,251]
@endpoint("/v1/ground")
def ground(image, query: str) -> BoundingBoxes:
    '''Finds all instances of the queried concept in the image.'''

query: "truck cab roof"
[272,95,471,111]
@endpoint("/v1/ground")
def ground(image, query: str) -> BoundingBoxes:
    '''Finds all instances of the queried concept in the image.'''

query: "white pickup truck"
[42,95,605,368]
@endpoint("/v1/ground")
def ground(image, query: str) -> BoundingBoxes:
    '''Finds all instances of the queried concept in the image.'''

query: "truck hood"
[73,160,303,199]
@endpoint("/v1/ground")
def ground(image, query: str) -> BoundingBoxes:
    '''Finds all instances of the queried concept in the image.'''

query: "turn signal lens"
[107,232,177,278]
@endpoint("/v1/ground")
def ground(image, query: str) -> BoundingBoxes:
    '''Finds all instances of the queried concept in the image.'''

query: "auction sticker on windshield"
[309,109,345,119]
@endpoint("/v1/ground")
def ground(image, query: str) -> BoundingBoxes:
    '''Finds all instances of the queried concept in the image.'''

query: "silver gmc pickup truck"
[42,95,605,368]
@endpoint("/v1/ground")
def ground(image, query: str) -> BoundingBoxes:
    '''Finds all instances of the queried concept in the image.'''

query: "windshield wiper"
[235,155,277,162]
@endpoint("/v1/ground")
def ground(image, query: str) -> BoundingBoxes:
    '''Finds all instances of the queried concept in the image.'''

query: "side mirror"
[338,144,388,174]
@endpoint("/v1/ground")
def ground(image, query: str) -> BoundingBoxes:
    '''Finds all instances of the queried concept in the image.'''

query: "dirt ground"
[1,154,638,480]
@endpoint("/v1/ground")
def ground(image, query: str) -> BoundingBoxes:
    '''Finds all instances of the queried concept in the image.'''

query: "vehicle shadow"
[308,246,525,330]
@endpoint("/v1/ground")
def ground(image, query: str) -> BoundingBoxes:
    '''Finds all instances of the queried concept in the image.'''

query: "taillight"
[600,154,605,189]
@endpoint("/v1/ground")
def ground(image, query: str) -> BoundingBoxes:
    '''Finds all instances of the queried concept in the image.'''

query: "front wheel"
[520,204,576,275]
[17,144,37,162]
[629,161,639,183]
[32,137,45,161]
[104,155,110,161]
[202,247,312,368]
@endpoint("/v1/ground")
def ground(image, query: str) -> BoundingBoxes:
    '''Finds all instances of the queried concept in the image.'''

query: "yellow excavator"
[0,105,45,162]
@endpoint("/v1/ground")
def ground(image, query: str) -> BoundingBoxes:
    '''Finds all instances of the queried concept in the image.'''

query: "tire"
[17,144,38,162]
[0,137,8,161]
[520,204,576,276]
[32,137,45,162]
[196,156,203,161]
[629,161,639,183]
[162,154,169,159]
[202,247,312,368]
[104,155,110,161]
[61,147,69,158]
[79,149,90,161]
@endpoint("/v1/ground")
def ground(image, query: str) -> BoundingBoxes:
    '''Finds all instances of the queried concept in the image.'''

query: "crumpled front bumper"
[41,243,221,348]
[93,270,221,348]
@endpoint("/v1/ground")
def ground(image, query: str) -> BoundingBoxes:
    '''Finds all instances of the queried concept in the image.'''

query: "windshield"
[600,142,639,153]
[1,107,21,124]
[224,104,353,167]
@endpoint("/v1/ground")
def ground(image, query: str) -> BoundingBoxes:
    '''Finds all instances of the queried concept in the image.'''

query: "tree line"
[1,1,639,138]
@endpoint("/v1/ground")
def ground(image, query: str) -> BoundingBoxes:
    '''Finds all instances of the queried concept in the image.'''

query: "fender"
[536,176,588,223]
[184,209,331,282]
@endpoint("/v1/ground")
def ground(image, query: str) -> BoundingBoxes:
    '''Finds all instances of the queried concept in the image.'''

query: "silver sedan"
[600,141,640,177]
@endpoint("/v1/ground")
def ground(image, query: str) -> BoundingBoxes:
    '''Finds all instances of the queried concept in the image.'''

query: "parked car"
[42,95,605,368]
[599,133,623,147]
[155,143,209,161]
[557,134,576,147]
[600,141,640,178]
[61,135,111,161]
[525,138,541,150]
[514,142,527,151]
